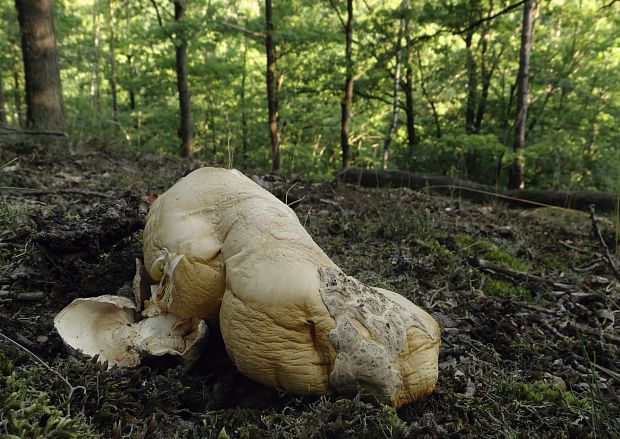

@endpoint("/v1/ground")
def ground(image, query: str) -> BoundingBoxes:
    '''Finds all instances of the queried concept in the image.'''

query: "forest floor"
[0,138,619,439]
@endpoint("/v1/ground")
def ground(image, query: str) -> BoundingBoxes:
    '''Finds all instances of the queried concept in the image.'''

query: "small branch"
[0,126,66,136]
[328,0,346,30]
[219,21,263,39]
[588,204,620,281]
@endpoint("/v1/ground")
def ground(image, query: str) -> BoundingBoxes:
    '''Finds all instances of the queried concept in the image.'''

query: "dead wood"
[339,167,619,212]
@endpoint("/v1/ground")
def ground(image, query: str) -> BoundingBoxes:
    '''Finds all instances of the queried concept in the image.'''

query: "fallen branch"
[588,204,620,281]
[0,126,67,137]
[338,167,619,212]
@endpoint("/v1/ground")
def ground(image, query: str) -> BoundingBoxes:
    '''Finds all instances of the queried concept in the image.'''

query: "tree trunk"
[265,0,280,172]
[403,0,416,170]
[382,8,405,170]
[14,0,65,131]
[108,0,118,120]
[464,27,477,133]
[340,0,354,169]
[473,5,493,132]
[11,62,23,127]
[240,35,249,167]
[90,2,101,112]
[0,76,7,127]
[416,50,441,138]
[174,0,194,158]
[340,167,620,213]
[508,0,535,190]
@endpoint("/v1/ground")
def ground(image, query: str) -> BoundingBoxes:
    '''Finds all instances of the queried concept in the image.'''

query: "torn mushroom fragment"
[53,295,207,367]
[143,167,440,407]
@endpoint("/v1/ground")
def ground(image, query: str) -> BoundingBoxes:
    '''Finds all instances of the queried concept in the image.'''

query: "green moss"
[456,233,530,271]
[500,381,590,411]
[0,352,99,438]
[480,274,532,300]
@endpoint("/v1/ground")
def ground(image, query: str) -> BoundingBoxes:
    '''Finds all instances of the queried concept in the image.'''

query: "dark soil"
[1,138,618,438]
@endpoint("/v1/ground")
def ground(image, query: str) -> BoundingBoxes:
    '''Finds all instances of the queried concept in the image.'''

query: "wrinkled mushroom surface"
[54,295,207,367]
[143,167,440,407]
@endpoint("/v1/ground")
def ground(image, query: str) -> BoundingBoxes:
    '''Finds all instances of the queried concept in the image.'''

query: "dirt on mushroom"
[0,138,618,438]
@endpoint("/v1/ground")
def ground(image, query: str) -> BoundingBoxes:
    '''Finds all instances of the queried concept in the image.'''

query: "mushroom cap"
[54,295,208,367]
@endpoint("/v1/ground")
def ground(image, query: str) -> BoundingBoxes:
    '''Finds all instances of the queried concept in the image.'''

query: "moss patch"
[0,352,98,438]
[480,274,532,300]
[456,233,530,272]
[500,381,590,410]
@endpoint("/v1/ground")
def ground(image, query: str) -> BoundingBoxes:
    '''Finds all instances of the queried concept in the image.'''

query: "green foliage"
[1,0,618,189]
[0,352,98,438]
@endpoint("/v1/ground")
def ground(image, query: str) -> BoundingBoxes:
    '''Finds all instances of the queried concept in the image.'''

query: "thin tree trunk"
[265,0,280,172]
[14,0,65,131]
[174,0,194,158]
[0,76,7,127]
[508,0,535,190]
[90,2,101,112]
[464,27,477,133]
[108,0,118,119]
[11,63,23,127]
[341,0,354,169]
[403,0,416,170]
[416,50,441,138]
[382,9,405,170]
[473,4,493,132]
[240,35,249,166]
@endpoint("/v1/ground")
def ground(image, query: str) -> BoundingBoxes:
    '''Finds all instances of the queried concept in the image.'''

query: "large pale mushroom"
[141,167,440,407]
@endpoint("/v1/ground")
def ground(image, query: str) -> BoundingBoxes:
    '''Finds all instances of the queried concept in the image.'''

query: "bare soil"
[1,138,618,438]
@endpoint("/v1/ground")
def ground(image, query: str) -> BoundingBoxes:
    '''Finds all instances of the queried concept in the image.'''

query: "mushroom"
[53,294,207,367]
[142,167,440,407]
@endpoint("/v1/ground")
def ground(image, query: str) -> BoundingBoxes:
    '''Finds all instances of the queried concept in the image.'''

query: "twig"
[0,331,86,416]
[0,187,113,198]
[0,126,67,136]
[588,204,620,281]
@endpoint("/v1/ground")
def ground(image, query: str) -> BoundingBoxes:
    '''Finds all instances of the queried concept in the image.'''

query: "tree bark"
[403,0,416,170]
[0,76,7,127]
[341,0,354,169]
[416,50,441,138]
[473,4,494,132]
[464,28,477,133]
[90,2,101,112]
[265,0,280,172]
[14,0,65,131]
[508,0,535,190]
[11,60,23,127]
[382,7,405,170]
[174,0,194,158]
[240,35,249,167]
[108,0,118,120]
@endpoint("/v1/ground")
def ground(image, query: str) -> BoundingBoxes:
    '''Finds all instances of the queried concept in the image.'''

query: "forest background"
[1,0,619,192]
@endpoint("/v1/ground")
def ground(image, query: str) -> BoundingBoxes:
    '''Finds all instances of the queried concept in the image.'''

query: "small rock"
[318,209,330,217]
[36,335,49,343]
[16,291,46,301]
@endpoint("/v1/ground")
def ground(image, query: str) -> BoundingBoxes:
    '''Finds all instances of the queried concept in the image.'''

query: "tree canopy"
[1,0,618,190]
